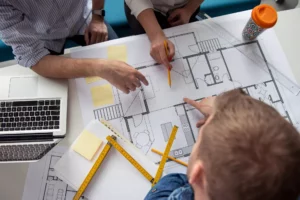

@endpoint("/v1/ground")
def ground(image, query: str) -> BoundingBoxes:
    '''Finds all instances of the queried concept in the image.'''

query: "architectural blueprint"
[22,146,84,200]
[73,18,300,170]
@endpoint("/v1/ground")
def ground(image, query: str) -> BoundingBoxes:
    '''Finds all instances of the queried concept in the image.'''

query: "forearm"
[137,9,164,41]
[92,0,104,20]
[92,0,104,10]
[184,0,204,14]
[31,55,106,79]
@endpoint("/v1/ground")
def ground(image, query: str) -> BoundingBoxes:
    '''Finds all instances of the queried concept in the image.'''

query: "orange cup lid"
[251,4,277,28]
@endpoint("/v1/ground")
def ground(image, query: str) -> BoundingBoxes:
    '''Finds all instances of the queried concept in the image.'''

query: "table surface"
[1,8,300,200]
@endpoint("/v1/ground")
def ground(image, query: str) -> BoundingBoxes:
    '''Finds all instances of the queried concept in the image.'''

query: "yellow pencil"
[168,69,171,87]
[163,40,172,88]
[151,148,188,167]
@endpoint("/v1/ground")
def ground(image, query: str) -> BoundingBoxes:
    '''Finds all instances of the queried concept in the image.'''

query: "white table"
[1,8,300,200]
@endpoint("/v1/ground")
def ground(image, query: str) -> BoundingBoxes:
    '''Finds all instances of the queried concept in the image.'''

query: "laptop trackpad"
[9,77,38,98]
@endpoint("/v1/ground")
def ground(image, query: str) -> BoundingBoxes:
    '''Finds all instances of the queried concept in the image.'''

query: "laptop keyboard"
[0,99,61,132]
[0,143,56,161]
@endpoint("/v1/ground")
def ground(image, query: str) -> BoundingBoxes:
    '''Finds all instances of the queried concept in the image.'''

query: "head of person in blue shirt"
[146,88,300,200]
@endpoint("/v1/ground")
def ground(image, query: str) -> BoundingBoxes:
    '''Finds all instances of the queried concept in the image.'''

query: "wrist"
[149,30,166,43]
[92,14,104,22]
[93,59,109,78]
[183,6,196,18]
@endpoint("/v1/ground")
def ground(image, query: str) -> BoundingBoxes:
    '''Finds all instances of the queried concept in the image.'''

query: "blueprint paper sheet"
[22,146,84,200]
[72,16,300,174]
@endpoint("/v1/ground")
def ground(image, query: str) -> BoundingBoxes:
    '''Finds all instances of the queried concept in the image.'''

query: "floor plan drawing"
[22,146,83,200]
[74,21,300,167]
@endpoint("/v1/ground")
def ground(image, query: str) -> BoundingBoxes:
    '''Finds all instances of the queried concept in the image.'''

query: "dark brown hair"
[199,89,300,200]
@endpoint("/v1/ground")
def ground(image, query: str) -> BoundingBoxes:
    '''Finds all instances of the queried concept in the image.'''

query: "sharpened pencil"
[168,68,171,87]
[164,40,172,87]
[151,148,188,167]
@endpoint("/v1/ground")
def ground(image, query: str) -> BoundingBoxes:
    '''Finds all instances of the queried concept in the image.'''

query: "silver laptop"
[0,74,68,163]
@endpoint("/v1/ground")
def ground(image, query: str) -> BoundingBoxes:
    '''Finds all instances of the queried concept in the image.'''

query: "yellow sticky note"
[107,45,127,62]
[90,84,114,107]
[72,130,103,161]
[85,76,102,84]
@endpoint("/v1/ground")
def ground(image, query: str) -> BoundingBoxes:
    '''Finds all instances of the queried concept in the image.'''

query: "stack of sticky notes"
[72,130,103,161]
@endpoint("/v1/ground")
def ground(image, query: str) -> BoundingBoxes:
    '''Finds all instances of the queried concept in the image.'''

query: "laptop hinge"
[0,132,63,143]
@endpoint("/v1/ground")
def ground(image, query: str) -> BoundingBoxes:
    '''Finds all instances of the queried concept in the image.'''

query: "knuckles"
[152,43,163,50]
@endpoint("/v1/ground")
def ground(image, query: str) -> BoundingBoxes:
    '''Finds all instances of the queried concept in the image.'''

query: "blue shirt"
[145,173,194,200]
[0,0,92,67]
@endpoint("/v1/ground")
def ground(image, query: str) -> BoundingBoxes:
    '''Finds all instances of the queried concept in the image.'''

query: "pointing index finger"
[184,97,215,117]
[136,71,149,86]
[183,98,200,110]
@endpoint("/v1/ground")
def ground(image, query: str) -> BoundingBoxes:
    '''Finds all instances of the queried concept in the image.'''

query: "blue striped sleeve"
[0,2,49,67]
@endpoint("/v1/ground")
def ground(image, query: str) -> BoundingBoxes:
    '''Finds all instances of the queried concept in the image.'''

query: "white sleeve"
[125,0,154,18]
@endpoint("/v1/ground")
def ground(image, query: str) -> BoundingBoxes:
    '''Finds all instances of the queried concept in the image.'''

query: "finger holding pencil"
[151,148,188,167]
[150,37,174,70]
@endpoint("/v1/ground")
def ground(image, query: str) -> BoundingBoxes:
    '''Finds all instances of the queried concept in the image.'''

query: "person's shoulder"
[144,174,190,200]
[167,180,194,200]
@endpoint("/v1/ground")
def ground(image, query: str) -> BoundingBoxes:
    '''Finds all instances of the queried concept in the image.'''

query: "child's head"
[187,89,300,200]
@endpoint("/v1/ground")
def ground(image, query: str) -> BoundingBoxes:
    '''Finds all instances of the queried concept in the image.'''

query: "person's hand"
[184,97,216,128]
[85,15,108,45]
[168,8,193,27]
[101,60,149,94]
[150,33,175,69]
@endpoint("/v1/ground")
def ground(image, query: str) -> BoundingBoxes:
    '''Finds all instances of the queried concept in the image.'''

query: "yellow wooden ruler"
[100,119,135,147]
[102,119,155,183]
[74,122,179,199]
[106,135,154,183]
[152,125,179,186]
[73,135,116,200]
